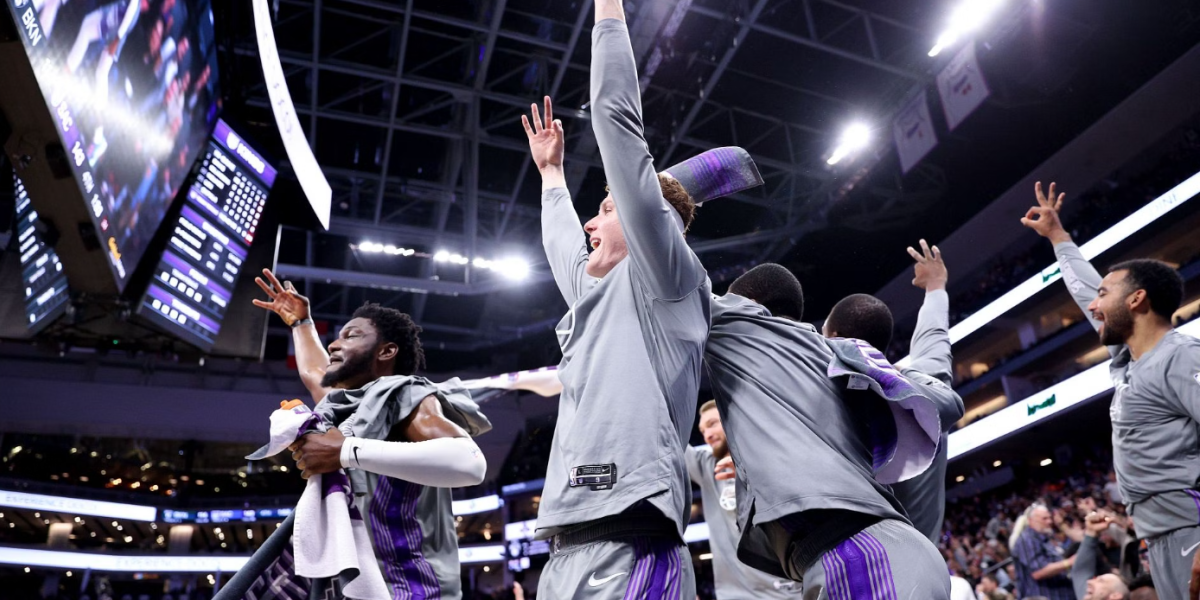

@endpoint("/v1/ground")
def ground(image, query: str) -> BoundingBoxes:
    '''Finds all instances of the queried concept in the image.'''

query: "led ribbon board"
[0,546,507,570]
[947,319,1200,459]
[0,490,155,521]
[897,169,1200,368]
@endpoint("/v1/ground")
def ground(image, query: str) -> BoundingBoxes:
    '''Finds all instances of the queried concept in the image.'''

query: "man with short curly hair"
[254,272,491,599]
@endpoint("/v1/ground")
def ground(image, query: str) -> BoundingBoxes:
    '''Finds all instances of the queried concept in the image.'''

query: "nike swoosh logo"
[352,446,361,466]
[1182,541,1200,557]
[587,572,626,587]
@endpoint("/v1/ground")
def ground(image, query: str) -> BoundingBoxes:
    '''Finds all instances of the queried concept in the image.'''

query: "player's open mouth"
[591,238,601,250]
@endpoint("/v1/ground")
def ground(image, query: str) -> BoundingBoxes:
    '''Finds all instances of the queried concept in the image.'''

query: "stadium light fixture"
[929,0,1005,57]
[358,242,530,281]
[826,123,871,165]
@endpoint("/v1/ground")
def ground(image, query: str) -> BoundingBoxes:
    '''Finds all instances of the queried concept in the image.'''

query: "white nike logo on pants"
[588,572,626,587]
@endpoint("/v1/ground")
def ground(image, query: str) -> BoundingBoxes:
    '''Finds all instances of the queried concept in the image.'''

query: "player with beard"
[253,269,490,599]
[687,401,801,598]
[1022,182,1198,600]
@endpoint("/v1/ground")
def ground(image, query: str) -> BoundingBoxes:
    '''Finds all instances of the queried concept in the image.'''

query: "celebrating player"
[518,0,709,596]
[253,269,491,599]
[703,262,952,598]
[1022,182,1199,600]
[823,240,966,543]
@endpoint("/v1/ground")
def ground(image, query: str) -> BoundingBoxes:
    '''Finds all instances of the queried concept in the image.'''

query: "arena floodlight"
[929,0,1005,57]
[493,258,531,281]
[826,123,871,166]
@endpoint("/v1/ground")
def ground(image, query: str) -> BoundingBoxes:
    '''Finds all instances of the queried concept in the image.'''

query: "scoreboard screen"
[137,120,276,351]
[15,173,69,333]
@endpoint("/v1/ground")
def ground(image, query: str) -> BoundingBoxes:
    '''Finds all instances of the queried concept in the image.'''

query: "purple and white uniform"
[315,376,492,600]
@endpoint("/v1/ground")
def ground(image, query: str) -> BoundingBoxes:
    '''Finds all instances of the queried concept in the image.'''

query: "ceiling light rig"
[352,242,531,281]
[928,0,1006,57]
[826,123,872,166]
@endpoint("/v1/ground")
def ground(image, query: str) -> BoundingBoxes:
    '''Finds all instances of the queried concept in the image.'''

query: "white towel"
[294,471,389,600]
[247,403,389,600]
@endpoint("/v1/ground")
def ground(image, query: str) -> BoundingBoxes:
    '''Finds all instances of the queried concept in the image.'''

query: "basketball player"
[516,0,708,596]
[705,263,951,598]
[1022,181,1199,600]
[688,401,802,598]
[254,269,490,599]
[823,240,966,543]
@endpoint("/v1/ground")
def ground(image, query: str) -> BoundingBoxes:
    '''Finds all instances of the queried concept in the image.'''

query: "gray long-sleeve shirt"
[704,293,916,576]
[1055,241,1200,538]
[533,18,711,539]
[891,290,965,543]
[685,446,801,599]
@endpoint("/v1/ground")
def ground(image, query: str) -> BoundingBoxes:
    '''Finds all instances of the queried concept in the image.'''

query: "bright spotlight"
[826,123,871,166]
[433,250,451,263]
[929,0,1005,57]
[494,258,531,281]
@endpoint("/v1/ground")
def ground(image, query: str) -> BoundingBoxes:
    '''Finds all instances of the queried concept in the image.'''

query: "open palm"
[521,96,563,171]
[252,268,311,326]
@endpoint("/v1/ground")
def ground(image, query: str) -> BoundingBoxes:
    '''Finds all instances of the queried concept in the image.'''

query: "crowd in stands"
[939,445,1158,599]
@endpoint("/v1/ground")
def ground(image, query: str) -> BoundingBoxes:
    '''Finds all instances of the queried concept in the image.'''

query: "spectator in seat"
[1011,504,1076,600]
[977,573,1015,600]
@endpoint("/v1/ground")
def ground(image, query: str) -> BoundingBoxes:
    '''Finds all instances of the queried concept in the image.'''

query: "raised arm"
[1071,512,1110,599]
[590,6,705,300]
[253,269,333,402]
[1021,182,1105,332]
[523,98,593,305]
[906,239,954,385]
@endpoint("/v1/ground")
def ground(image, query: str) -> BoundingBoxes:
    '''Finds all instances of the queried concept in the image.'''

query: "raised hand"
[521,96,564,173]
[1083,510,1112,537]
[252,268,311,327]
[907,239,947,292]
[1020,181,1072,244]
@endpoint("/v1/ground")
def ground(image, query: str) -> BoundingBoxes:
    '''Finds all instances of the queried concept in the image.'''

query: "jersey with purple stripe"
[313,376,492,600]
[361,475,459,599]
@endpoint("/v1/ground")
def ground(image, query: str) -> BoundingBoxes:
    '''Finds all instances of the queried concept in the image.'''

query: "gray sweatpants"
[800,519,950,600]
[1147,524,1200,600]
[537,535,696,600]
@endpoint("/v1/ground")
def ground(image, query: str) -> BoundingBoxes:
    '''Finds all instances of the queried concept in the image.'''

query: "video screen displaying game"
[5,0,220,291]
[14,173,70,333]
[137,120,276,351]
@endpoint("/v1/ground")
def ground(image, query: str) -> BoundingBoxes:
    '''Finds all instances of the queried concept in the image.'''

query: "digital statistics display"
[4,0,220,291]
[138,120,276,351]
[14,173,70,333]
